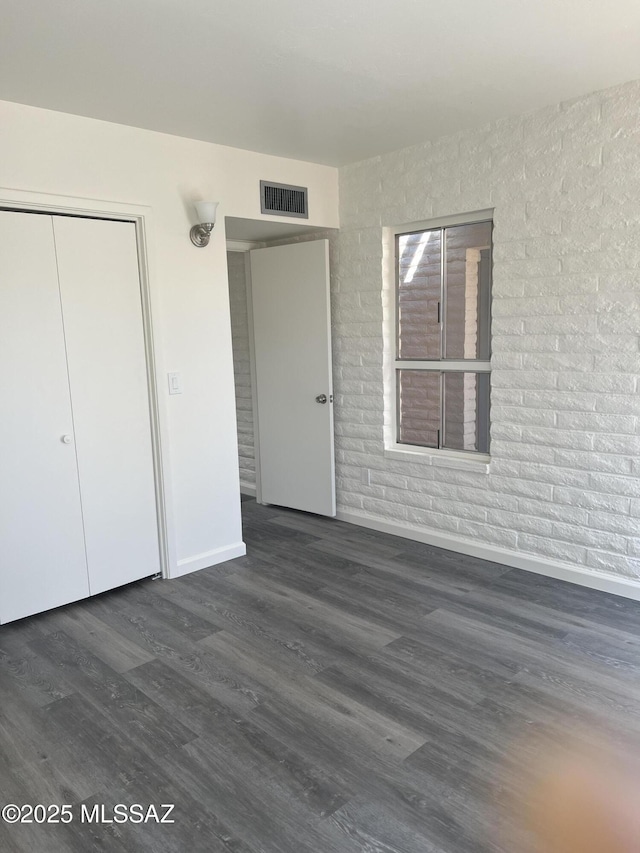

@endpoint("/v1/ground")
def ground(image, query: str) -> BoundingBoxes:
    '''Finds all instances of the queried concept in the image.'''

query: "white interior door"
[52,216,160,595]
[0,212,90,623]
[250,240,335,516]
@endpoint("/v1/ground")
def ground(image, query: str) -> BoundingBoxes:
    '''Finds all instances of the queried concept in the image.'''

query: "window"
[394,216,492,455]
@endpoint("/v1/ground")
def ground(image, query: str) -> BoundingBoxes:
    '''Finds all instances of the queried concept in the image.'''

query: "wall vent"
[260,180,308,219]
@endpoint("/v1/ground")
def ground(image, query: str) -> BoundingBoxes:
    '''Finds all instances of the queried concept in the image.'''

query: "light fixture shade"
[194,201,219,225]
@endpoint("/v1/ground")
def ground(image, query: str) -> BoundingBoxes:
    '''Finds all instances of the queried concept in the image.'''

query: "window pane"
[442,372,490,453]
[397,369,440,448]
[444,221,492,360]
[397,229,441,359]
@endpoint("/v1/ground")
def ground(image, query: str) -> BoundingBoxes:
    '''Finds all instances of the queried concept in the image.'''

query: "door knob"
[315,394,327,404]
[61,434,73,444]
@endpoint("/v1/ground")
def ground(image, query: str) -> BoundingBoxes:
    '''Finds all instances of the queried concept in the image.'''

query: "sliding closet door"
[0,212,90,623]
[52,217,160,595]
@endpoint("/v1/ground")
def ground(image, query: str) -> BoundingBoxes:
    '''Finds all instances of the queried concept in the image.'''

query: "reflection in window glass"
[443,372,490,453]
[397,230,441,360]
[444,222,492,360]
[397,370,440,448]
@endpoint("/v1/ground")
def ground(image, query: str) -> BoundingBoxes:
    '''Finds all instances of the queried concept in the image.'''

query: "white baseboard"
[240,482,257,497]
[336,508,640,602]
[171,542,247,579]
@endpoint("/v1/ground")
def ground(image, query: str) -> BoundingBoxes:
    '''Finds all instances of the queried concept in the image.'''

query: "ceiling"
[225,217,329,243]
[2,0,640,166]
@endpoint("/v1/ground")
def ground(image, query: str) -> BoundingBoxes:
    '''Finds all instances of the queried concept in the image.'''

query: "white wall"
[0,99,339,574]
[335,79,640,595]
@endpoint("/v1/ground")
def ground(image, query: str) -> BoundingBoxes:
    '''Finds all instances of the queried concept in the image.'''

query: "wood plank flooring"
[2,496,640,852]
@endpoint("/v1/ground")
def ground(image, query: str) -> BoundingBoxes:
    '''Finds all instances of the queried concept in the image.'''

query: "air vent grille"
[260,180,308,219]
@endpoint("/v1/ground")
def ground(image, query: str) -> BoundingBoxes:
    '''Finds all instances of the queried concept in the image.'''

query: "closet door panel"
[0,211,90,623]
[52,217,160,594]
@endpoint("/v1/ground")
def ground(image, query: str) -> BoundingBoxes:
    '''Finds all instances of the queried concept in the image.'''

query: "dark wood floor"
[2,497,640,852]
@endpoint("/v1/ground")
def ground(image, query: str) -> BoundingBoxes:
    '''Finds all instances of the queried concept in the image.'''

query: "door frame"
[226,236,337,511]
[0,187,174,580]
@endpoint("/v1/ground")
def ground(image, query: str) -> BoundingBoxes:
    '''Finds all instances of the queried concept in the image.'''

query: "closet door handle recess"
[61,434,73,444]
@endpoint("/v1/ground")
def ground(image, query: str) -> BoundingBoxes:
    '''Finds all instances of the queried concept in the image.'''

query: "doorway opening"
[225,216,339,517]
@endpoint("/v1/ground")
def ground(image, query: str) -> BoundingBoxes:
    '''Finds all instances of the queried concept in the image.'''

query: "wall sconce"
[190,201,219,247]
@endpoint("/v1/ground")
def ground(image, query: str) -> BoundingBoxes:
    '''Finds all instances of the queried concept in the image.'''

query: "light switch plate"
[168,372,183,395]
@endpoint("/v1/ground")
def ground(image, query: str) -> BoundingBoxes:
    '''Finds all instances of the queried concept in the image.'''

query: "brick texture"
[226,251,256,489]
[335,79,640,580]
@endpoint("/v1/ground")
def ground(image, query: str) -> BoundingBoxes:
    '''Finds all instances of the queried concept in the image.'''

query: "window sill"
[383,444,490,473]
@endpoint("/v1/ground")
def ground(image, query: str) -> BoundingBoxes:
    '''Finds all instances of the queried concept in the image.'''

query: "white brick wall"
[226,251,256,489]
[335,79,640,581]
